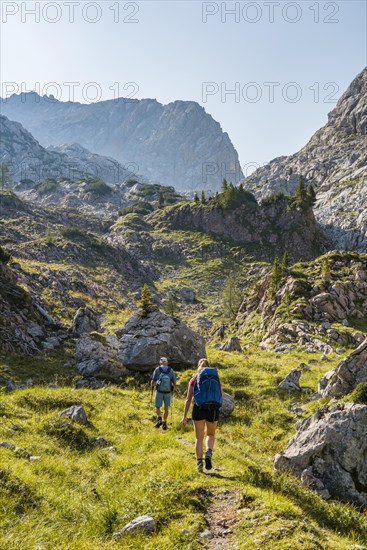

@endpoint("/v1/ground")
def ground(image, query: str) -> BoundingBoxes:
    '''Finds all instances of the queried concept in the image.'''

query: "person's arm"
[151,368,157,389]
[181,383,194,425]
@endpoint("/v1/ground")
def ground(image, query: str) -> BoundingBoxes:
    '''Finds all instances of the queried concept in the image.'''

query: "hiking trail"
[201,488,241,549]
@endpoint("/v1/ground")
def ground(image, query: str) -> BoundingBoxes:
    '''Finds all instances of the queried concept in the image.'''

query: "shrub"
[84,179,112,197]
[36,178,59,195]
[0,245,11,264]
[348,382,367,404]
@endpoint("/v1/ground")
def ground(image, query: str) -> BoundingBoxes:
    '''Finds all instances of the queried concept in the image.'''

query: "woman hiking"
[181,359,222,472]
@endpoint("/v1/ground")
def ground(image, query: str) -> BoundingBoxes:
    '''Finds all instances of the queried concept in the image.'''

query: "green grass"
[0,347,366,549]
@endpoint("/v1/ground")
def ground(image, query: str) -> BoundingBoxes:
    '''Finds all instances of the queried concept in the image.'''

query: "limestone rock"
[114,515,156,537]
[117,311,206,371]
[318,339,367,397]
[220,392,235,417]
[274,403,367,506]
[241,68,367,251]
[178,287,196,303]
[278,368,302,391]
[75,333,124,379]
[58,405,88,425]
[71,307,100,337]
[220,337,242,352]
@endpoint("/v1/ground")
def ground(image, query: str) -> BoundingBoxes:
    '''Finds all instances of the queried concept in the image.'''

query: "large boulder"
[75,333,125,379]
[274,403,367,506]
[117,311,206,371]
[278,367,302,391]
[318,339,367,397]
[220,392,235,417]
[71,307,100,337]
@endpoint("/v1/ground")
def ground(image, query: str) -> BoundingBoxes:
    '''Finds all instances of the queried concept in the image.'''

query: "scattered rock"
[58,405,88,425]
[114,515,156,537]
[71,307,100,337]
[0,441,15,449]
[88,436,107,447]
[14,447,31,459]
[41,336,61,350]
[6,379,33,392]
[75,378,105,389]
[178,287,196,303]
[117,311,206,371]
[199,529,213,539]
[220,392,235,417]
[274,403,367,506]
[319,339,367,398]
[278,368,302,391]
[220,337,242,352]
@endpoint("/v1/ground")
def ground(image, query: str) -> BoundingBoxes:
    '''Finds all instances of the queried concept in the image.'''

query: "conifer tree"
[306,184,316,206]
[294,175,307,205]
[158,191,164,208]
[139,283,156,317]
[281,250,289,272]
[194,192,199,203]
[321,257,331,281]
[269,256,282,295]
[201,190,206,204]
[221,178,228,192]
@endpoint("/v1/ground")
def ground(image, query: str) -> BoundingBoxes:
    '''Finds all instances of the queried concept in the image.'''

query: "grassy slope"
[1,347,366,549]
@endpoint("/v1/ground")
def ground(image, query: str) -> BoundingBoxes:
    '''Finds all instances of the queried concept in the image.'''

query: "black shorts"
[192,404,219,423]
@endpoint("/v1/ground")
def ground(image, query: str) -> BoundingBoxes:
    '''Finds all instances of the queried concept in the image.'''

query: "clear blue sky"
[1,1,366,173]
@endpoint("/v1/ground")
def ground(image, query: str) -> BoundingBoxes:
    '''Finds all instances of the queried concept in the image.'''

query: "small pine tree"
[294,175,307,205]
[269,256,282,295]
[158,192,164,208]
[306,184,316,206]
[281,250,289,272]
[221,178,228,192]
[222,271,243,318]
[321,257,331,281]
[194,192,199,203]
[283,287,291,318]
[139,283,156,317]
[201,190,206,204]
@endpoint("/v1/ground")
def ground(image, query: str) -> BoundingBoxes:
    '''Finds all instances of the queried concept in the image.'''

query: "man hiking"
[151,357,177,430]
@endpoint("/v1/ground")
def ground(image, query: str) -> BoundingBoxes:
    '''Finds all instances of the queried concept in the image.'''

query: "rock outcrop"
[1,92,243,191]
[318,339,367,397]
[75,333,124,379]
[241,68,367,251]
[274,403,367,506]
[71,307,100,337]
[117,311,206,371]
[237,251,367,352]
[149,196,322,261]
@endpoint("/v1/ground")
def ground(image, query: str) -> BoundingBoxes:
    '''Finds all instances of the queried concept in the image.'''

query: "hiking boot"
[197,459,203,473]
[155,416,163,428]
[162,421,167,430]
[205,449,213,470]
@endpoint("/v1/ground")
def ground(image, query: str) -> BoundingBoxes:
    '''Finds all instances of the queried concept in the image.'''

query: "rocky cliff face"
[0,93,243,191]
[0,115,136,184]
[149,196,322,261]
[241,68,367,251]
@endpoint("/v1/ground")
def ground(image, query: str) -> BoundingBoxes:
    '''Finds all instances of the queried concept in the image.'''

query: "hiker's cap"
[160,357,168,362]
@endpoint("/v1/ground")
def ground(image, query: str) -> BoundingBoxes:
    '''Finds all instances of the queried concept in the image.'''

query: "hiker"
[219,324,225,340]
[151,357,177,430]
[181,358,222,472]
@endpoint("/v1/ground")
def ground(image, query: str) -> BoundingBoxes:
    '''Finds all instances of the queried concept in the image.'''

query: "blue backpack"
[193,367,222,410]
[156,367,173,394]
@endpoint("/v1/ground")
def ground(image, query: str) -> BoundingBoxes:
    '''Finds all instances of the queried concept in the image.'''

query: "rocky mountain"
[241,67,367,251]
[0,114,136,184]
[0,93,243,191]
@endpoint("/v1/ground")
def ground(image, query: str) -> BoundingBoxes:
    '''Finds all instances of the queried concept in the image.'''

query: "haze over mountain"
[0,93,243,191]
[0,114,137,184]
[241,67,367,251]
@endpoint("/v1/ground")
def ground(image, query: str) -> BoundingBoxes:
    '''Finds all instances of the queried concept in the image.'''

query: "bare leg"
[193,420,205,460]
[155,407,162,417]
[205,421,217,452]
[163,406,169,421]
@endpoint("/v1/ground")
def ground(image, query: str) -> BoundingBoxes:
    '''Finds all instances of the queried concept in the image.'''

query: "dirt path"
[201,488,241,549]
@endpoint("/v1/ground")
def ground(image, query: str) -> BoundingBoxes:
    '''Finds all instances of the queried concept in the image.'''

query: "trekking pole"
[171,390,174,424]
[150,385,153,409]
